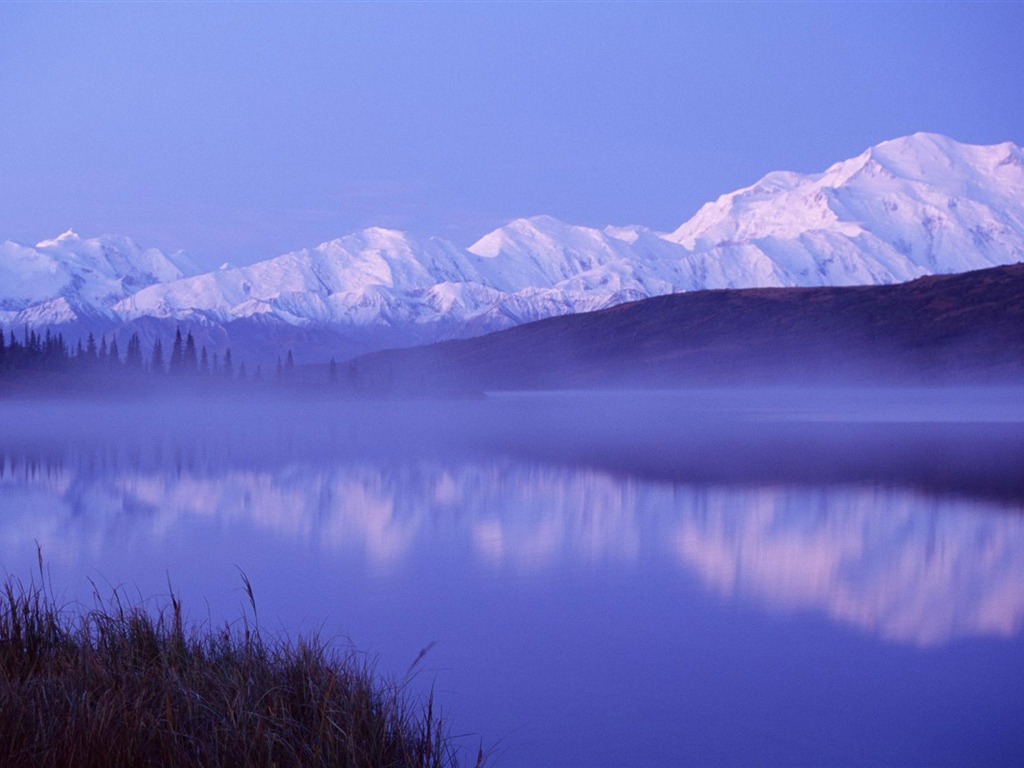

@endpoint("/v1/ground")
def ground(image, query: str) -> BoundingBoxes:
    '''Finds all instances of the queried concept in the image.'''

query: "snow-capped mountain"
[664,132,1024,286]
[0,230,200,327]
[116,228,480,327]
[3,133,1023,360]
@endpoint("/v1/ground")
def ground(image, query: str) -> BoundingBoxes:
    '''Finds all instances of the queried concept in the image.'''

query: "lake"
[1,389,1022,766]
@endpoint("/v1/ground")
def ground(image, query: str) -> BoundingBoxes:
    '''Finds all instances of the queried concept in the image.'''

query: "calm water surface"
[1,390,1022,767]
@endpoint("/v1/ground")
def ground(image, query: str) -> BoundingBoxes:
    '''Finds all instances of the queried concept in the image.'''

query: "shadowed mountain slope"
[345,262,1024,390]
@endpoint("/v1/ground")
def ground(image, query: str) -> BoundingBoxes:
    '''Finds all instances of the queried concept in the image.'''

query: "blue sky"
[1,2,1022,268]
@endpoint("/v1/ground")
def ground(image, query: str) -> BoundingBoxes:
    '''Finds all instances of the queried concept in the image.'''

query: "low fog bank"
[1,388,1022,503]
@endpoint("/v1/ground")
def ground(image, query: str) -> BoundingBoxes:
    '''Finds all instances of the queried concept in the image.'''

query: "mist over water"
[1,388,1022,766]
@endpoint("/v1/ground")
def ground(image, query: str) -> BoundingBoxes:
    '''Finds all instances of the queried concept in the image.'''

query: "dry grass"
[0,560,483,768]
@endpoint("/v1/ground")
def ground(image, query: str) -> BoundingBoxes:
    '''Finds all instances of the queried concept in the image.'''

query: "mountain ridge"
[3,132,1022,362]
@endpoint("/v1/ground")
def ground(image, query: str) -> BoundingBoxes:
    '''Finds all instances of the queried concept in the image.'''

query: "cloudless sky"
[1,2,1022,268]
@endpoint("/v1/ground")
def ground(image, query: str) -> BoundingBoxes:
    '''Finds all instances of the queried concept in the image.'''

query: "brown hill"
[344,263,1024,391]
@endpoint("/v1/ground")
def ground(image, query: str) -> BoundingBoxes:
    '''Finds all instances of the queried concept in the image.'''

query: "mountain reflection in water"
[2,452,1021,648]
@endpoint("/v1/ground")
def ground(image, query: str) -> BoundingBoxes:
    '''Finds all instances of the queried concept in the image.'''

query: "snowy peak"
[35,228,81,247]
[467,215,659,293]
[0,232,198,324]
[665,133,1024,284]
[469,215,578,258]
[865,132,1023,182]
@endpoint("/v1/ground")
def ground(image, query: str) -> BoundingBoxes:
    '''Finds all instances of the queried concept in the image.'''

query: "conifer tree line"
[0,326,301,384]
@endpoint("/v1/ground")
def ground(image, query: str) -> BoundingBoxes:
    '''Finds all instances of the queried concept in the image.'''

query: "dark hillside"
[345,263,1024,390]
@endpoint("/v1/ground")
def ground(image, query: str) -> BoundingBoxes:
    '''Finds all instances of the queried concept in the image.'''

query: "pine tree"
[52,333,68,367]
[223,348,233,379]
[329,357,338,383]
[108,337,120,368]
[125,333,144,369]
[151,338,165,374]
[184,332,198,371]
[99,336,108,365]
[200,346,209,375]
[6,331,18,370]
[170,328,184,374]
[86,333,97,362]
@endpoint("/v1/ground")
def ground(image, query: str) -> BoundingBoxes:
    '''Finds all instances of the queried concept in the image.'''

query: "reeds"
[0,566,483,768]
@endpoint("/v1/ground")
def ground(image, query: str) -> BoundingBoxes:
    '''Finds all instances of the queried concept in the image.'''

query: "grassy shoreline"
[0,572,482,768]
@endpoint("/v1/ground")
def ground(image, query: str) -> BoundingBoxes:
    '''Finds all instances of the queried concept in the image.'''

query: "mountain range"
[2,132,1022,363]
